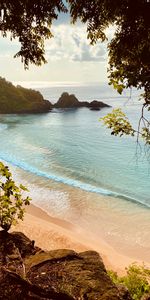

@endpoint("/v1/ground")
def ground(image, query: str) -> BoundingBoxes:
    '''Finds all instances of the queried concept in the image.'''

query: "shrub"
[108,263,150,300]
[0,162,31,231]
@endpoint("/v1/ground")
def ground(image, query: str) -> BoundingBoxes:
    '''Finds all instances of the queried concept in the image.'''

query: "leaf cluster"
[68,0,150,103]
[101,108,150,145]
[0,1,149,144]
[108,263,150,300]
[0,162,31,231]
[0,1,150,103]
[0,0,67,68]
[100,108,135,137]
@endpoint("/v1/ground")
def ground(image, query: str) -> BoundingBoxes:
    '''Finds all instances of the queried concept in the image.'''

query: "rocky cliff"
[0,230,131,300]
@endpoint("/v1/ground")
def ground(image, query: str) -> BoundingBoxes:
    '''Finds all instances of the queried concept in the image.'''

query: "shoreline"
[1,157,149,210]
[2,160,150,275]
[13,203,150,275]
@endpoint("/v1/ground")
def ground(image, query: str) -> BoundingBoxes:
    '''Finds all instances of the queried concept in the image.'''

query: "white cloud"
[0,23,108,83]
[45,24,107,63]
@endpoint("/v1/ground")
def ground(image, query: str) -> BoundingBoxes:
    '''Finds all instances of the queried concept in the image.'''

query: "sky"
[0,10,112,85]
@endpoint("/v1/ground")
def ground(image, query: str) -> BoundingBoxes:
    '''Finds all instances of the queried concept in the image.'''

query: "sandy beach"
[12,203,150,275]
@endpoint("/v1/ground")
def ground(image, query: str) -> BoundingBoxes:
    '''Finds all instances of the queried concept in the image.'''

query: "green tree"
[0,0,67,68]
[0,162,31,232]
[0,0,149,142]
[100,108,150,145]
[68,0,150,144]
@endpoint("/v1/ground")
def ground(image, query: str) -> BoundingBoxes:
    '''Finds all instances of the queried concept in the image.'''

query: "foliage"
[69,1,150,98]
[0,77,51,113]
[0,1,149,96]
[0,162,31,231]
[108,263,150,300]
[0,1,149,139]
[100,108,150,145]
[100,108,135,137]
[68,0,150,144]
[0,0,67,69]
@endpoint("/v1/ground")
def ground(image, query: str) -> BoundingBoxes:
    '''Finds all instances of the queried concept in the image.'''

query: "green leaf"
[0,163,32,231]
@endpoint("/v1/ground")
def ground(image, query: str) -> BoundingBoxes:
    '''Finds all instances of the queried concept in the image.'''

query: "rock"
[54,92,80,108]
[0,231,25,278]
[117,284,132,300]
[27,250,126,299]
[0,231,131,299]
[10,231,41,257]
[53,92,111,110]
[88,100,110,110]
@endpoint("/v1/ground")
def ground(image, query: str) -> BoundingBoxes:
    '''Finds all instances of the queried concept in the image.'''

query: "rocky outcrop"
[54,93,80,108]
[0,230,131,300]
[53,92,110,110]
[88,100,110,110]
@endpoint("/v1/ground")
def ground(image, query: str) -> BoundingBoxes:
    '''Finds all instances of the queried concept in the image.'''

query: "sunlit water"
[0,82,149,260]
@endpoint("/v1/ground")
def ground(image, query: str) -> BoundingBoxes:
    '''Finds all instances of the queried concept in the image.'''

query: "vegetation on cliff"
[0,162,31,232]
[108,264,150,300]
[0,77,51,113]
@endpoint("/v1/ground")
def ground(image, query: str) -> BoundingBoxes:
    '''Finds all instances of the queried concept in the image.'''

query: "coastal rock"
[88,100,110,110]
[0,231,131,299]
[53,92,111,110]
[117,284,132,300]
[54,92,80,108]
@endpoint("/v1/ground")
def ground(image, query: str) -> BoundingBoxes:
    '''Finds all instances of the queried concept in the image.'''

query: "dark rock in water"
[88,100,110,110]
[54,92,80,108]
[0,231,131,299]
[54,92,111,110]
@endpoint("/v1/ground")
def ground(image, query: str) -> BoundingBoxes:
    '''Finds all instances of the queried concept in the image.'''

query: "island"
[54,92,110,110]
[0,78,110,114]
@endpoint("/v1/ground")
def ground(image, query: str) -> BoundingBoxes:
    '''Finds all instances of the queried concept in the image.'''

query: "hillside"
[0,77,52,113]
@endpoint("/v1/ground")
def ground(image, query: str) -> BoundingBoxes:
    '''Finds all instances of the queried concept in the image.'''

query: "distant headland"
[0,78,110,114]
[0,77,51,114]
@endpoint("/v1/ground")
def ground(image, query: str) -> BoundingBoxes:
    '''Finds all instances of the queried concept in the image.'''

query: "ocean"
[0,82,149,260]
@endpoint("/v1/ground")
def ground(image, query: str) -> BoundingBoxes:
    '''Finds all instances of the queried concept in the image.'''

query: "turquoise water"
[0,83,149,208]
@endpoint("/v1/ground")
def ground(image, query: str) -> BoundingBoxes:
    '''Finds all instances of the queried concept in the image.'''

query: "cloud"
[45,25,107,63]
[72,43,106,62]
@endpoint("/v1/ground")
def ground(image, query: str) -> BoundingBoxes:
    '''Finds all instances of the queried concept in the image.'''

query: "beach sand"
[12,203,150,275]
